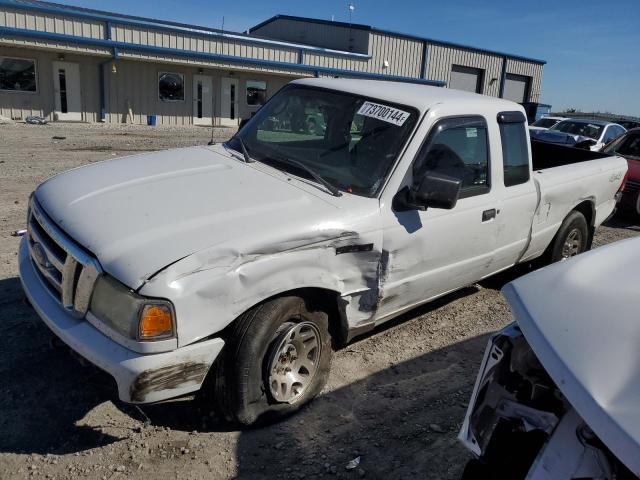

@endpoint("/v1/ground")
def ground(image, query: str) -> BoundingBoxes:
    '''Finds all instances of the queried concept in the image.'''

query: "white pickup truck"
[19,78,627,425]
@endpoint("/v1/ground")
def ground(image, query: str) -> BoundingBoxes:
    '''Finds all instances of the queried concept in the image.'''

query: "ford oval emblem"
[32,242,52,269]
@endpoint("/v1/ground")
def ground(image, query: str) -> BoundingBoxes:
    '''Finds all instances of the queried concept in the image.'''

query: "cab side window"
[413,116,490,199]
[498,111,530,187]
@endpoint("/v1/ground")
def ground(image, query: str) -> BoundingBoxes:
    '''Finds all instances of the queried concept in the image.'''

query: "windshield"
[531,118,560,128]
[226,85,418,197]
[550,120,603,140]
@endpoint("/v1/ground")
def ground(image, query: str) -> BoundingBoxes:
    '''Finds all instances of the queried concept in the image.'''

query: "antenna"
[347,3,355,51]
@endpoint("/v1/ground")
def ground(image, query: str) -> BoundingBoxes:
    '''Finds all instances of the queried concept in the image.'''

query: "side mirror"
[393,173,461,211]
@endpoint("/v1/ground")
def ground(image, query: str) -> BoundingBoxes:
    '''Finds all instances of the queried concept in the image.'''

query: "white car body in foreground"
[459,237,640,478]
[18,78,627,421]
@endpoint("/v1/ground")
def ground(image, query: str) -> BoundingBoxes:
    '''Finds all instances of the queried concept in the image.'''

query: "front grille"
[625,179,640,193]
[27,198,101,317]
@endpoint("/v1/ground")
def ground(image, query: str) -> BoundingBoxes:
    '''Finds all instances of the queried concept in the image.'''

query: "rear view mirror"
[393,173,461,211]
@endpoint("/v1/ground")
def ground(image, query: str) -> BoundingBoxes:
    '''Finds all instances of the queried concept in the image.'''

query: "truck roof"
[292,78,524,114]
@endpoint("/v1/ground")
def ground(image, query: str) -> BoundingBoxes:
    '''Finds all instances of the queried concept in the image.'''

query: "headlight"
[89,275,175,341]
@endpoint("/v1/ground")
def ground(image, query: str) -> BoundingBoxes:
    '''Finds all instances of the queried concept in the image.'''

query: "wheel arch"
[572,199,596,248]
[218,286,348,347]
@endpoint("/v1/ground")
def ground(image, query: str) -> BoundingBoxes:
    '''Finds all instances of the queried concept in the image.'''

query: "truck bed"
[531,139,610,171]
[521,145,627,262]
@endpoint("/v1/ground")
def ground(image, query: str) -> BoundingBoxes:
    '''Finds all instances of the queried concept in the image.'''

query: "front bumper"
[18,237,224,403]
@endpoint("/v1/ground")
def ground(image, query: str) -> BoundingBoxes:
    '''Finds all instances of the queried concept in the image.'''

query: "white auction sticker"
[357,101,410,126]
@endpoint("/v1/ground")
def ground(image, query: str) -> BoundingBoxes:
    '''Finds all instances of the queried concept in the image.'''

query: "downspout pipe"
[498,55,507,98]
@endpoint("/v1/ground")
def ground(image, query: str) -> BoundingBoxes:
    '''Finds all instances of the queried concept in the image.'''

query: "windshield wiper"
[264,154,342,197]
[224,135,254,163]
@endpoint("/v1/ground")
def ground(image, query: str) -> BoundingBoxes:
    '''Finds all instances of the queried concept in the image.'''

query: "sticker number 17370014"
[357,101,411,126]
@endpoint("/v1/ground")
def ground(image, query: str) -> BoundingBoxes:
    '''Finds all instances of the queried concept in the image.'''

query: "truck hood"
[35,145,355,289]
[502,237,640,474]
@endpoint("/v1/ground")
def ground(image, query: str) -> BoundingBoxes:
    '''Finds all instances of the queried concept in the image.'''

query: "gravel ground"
[1,122,638,480]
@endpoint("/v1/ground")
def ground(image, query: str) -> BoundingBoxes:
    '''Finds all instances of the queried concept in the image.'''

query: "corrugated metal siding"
[426,43,503,97]
[367,32,422,77]
[0,45,100,121]
[111,24,300,65]
[505,58,542,102]
[0,33,111,55]
[302,52,369,72]
[303,32,423,77]
[117,50,304,76]
[251,18,370,54]
[0,6,104,38]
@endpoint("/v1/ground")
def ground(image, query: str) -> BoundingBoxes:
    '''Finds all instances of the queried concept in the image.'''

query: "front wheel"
[208,296,332,426]
[549,211,589,263]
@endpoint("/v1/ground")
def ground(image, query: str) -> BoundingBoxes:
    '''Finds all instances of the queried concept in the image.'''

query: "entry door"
[52,61,82,121]
[376,116,499,321]
[193,75,213,126]
[220,77,239,126]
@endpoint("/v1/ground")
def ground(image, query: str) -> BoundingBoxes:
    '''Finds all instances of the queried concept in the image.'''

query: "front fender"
[140,233,383,347]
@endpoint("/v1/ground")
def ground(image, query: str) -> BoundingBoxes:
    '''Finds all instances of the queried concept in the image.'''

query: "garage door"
[503,74,530,103]
[449,65,483,93]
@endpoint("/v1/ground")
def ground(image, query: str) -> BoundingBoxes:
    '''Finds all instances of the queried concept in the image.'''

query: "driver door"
[376,116,499,320]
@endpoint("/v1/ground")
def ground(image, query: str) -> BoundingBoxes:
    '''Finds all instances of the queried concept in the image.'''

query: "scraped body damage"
[140,218,386,348]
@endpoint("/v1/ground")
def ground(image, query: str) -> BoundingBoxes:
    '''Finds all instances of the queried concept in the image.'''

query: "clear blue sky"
[62,0,640,116]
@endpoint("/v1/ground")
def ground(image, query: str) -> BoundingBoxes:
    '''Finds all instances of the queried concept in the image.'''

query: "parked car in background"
[459,238,640,479]
[528,116,567,131]
[618,120,640,131]
[603,128,640,216]
[18,78,627,426]
[530,118,626,151]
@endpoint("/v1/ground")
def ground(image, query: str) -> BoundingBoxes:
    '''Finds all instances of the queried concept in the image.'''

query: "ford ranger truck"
[19,78,627,425]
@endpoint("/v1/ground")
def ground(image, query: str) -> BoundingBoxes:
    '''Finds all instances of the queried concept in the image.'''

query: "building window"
[158,72,184,101]
[0,57,37,92]
[246,80,267,106]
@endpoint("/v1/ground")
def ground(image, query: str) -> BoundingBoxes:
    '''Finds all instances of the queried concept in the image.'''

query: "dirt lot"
[1,122,638,480]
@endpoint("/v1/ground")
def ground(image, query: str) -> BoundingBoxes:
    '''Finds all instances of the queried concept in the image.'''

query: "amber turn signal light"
[138,303,174,340]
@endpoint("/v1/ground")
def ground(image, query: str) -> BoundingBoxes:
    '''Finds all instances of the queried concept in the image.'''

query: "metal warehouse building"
[0,0,546,125]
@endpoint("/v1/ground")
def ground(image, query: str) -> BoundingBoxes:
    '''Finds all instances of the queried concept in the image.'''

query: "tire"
[209,295,332,426]
[549,210,589,263]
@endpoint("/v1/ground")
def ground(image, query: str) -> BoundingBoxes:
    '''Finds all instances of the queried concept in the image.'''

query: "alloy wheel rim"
[267,321,321,404]
[561,228,583,259]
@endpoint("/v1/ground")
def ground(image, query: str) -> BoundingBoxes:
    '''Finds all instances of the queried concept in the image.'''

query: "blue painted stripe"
[0,0,371,60]
[0,26,445,86]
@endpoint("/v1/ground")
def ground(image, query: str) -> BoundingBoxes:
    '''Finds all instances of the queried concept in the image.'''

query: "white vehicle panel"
[503,237,640,475]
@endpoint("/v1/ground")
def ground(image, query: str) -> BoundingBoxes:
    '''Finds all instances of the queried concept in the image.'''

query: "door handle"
[482,209,497,222]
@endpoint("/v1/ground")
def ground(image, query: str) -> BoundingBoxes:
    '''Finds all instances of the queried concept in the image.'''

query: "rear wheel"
[209,295,332,426]
[549,211,589,263]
